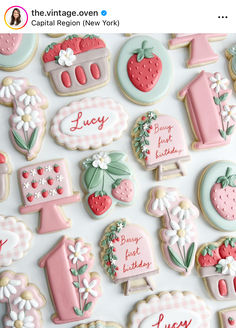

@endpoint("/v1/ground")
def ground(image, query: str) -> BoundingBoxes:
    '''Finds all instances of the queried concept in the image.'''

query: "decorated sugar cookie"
[51,97,128,150]
[100,219,159,295]
[128,291,211,328]
[0,271,46,327]
[39,236,101,324]
[81,151,135,219]
[225,44,236,92]
[0,34,38,71]
[47,33,65,38]
[146,186,199,275]
[18,159,80,234]
[179,71,236,150]
[116,35,172,105]
[76,321,122,328]
[131,111,190,180]
[0,152,11,202]
[0,76,48,160]
[169,33,227,68]
[0,215,32,267]
[198,161,236,231]
[196,237,236,300]
[42,34,110,96]
[219,307,236,328]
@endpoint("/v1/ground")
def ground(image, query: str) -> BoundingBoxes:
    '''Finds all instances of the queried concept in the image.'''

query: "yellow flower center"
[229,110,232,116]
[179,200,190,210]
[228,263,232,269]
[85,288,90,293]
[0,277,10,287]
[155,188,166,199]
[2,77,13,86]
[14,320,23,328]
[74,252,79,257]
[177,229,186,238]
[22,114,31,122]
[21,291,33,300]
[26,88,36,96]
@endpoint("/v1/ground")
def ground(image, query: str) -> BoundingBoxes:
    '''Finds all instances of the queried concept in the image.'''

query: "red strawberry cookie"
[81,151,135,219]
[197,237,236,300]
[116,35,172,105]
[42,34,110,96]
[198,161,236,231]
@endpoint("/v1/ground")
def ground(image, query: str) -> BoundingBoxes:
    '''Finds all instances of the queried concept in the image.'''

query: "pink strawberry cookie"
[198,161,236,231]
[0,34,22,55]
[81,151,135,219]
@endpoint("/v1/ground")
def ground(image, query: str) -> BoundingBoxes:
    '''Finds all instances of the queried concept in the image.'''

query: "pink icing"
[39,236,101,324]
[0,34,22,55]
[169,34,227,67]
[144,115,189,169]
[18,159,80,234]
[0,271,45,328]
[220,308,236,328]
[179,71,233,149]
[210,183,236,221]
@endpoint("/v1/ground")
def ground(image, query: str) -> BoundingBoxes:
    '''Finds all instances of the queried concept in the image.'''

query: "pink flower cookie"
[100,219,159,295]
[0,271,46,328]
[0,152,11,202]
[146,186,199,275]
[128,291,211,328]
[0,215,32,267]
[51,97,128,150]
[131,111,190,181]
[197,237,236,300]
[81,151,135,219]
[42,34,110,96]
[169,34,227,68]
[18,159,80,234]
[39,236,101,324]
[178,71,236,150]
[0,76,48,160]
[219,307,236,328]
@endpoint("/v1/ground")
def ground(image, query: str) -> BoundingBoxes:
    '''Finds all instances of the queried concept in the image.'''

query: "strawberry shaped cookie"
[197,237,236,300]
[0,34,38,71]
[42,34,110,96]
[81,152,135,219]
[198,161,236,231]
[116,35,172,105]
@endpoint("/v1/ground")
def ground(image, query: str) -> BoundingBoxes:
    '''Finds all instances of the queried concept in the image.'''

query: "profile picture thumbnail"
[4,6,28,30]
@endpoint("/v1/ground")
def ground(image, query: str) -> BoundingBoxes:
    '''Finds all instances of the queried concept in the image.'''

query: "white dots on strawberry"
[219,238,236,259]
[43,42,61,63]
[42,189,48,198]
[27,193,34,202]
[60,35,81,54]
[0,34,22,55]
[210,167,236,220]
[198,244,221,267]
[111,179,134,203]
[127,40,162,92]
[80,34,105,52]
[88,192,112,216]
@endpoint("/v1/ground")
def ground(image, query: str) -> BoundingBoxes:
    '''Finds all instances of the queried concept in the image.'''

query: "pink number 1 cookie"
[18,159,80,234]
[0,76,48,160]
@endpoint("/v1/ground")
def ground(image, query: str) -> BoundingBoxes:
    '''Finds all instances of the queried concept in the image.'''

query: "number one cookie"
[146,186,199,275]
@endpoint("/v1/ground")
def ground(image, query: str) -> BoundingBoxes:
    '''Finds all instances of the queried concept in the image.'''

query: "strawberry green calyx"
[112,178,122,189]
[216,167,236,188]
[83,34,99,39]
[45,42,57,53]
[201,244,217,256]
[224,237,236,247]
[133,40,154,62]
[215,263,223,273]
[65,34,78,40]
[94,190,107,197]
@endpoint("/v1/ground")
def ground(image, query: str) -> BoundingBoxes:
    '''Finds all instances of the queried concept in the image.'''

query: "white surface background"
[0,33,236,328]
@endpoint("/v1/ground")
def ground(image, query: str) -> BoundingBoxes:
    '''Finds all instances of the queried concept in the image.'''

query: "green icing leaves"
[133,40,154,62]
[232,55,236,75]
[83,34,99,39]
[224,237,236,247]
[12,127,39,152]
[12,130,28,151]
[109,152,125,162]
[84,166,103,190]
[214,93,228,105]
[201,245,217,256]
[215,263,223,273]
[74,307,83,316]
[216,167,236,188]
[168,242,195,272]
[168,246,187,270]
[65,34,79,40]
[106,162,130,176]
[28,127,39,150]
[45,42,57,53]
[185,243,195,268]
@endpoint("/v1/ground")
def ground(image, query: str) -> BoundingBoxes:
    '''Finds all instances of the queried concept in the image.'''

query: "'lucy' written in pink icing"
[70,112,109,132]
[0,239,8,253]
[152,314,192,328]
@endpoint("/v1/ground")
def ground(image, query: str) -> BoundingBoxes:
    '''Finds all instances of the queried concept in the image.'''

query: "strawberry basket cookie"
[42,34,110,96]
[197,237,236,300]
[198,161,236,231]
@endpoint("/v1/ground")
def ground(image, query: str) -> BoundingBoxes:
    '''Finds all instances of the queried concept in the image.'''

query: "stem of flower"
[76,262,82,311]
[7,297,12,312]
[24,130,28,144]
[83,299,87,312]
[218,92,225,132]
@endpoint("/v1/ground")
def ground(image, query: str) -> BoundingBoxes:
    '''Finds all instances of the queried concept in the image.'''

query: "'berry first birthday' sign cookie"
[131,111,190,181]
[0,76,48,161]
[39,236,101,324]
[219,307,236,328]
[146,186,199,275]
[100,219,159,295]
[178,71,236,150]
[127,291,211,328]
[198,161,236,231]
[18,159,80,234]
[116,35,172,105]
[51,97,128,150]
[42,34,110,96]
[169,34,227,68]
[81,151,135,219]
[197,237,236,301]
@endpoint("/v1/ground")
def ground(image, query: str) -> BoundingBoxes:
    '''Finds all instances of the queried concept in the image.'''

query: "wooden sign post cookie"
[131,111,190,181]
[100,219,159,295]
